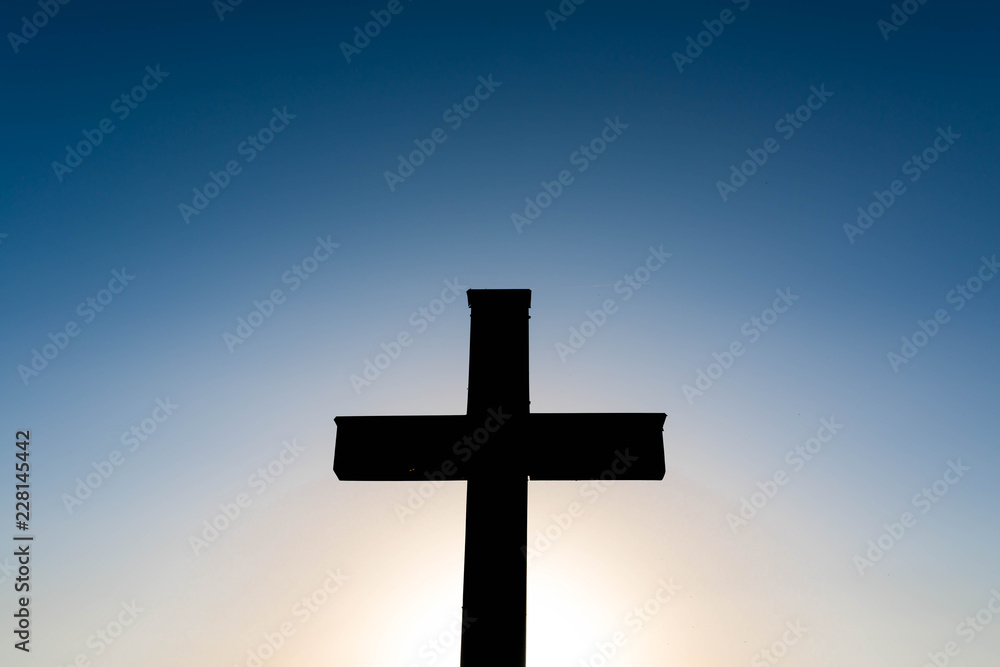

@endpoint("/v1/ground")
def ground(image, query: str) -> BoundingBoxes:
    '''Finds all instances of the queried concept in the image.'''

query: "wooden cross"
[334,289,666,667]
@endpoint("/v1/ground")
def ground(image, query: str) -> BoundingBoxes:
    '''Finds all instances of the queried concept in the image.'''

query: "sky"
[2,0,999,665]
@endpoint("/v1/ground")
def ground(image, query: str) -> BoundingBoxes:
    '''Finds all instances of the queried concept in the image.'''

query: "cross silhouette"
[334,289,666,667]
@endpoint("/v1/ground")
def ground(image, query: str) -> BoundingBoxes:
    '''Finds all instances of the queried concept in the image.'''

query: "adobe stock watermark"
[55,600,144,667]
[393,406,511,523]
[919,588,1000,667]
[350,278,467,394]
[340,0,415,63]
[844,126,960,244]
[188,439,306,555]
[750,620,809,667]
[877,0,930,41]
[523,449,640,563]
[233,566,349,667]
[682,288,799,404]
[51,65,169,182]
[555,245,672,362]
[61,398,180,514]
[222,236,339,352]
[17,267,135,386]
[404,610,476,667]
[576,578,681,667]
[213,0,244,21]
[716,84,833,202]
[7,0,71,54]
[726,417,844,533]
[544,0,586,31]
[383,75,501,191]
[886,253,996,372]
[511,116,628,234]
[179,106,296,224]
[672,0,751,73]
[853,459,970,576]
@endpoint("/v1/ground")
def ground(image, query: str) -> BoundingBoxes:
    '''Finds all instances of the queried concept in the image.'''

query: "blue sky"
[2,0,999,665]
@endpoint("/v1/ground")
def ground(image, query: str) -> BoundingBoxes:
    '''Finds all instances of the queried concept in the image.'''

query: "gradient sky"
[3,0,1000,665]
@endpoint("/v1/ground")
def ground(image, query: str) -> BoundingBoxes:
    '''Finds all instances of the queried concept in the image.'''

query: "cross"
[334,289,666,667]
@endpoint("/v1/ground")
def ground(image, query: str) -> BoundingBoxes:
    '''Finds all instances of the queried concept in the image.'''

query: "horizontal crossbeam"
[333,412,665,481]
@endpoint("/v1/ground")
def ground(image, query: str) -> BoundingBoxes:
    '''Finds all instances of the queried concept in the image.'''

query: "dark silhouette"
[334,289,666,667]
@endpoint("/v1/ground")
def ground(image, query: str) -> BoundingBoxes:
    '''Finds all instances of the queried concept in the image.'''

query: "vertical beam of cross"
[459,290,531,667]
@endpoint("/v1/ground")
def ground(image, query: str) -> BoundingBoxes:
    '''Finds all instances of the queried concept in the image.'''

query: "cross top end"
[466,288,531,310]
